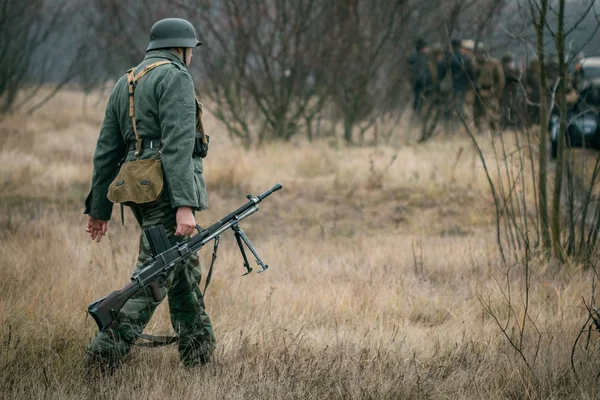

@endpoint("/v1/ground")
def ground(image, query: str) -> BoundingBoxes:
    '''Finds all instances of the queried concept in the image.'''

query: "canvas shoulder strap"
[127,60,173,157]
[195,95,208,145]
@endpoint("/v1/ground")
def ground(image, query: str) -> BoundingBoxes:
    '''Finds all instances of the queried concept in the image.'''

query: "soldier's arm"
[438,60,446,80]
[496,63,505,99]
[471,60,480,80]
[84,81,127,221]
[157,68,198,209]
[464,57,474,79]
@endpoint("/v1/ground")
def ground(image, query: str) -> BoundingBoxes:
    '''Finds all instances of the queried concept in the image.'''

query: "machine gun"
[88,182,283,332]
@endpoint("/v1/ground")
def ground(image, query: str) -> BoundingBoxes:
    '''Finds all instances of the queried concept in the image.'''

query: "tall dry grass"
[1,89,599,399]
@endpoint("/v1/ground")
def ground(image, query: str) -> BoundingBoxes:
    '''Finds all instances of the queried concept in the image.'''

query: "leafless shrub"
[0,0,80,114]
[179,0,334,145]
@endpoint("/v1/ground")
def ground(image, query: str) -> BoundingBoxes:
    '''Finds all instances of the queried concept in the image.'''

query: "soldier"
[545,56,560,115]
[572,52,585,90]
[545,56,577,114]
[461,39,476,111]
[84,18,216,372]
[472,43,505,131]
[523,59,540,125]
[438,38,473,127]
[425,42,444,96]
[546,56,560,88]
[500,52,523,129]
[419,42,444,141]
[408,38,430,116]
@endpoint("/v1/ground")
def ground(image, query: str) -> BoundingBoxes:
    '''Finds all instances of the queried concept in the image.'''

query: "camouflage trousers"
[474,94,500,131]
[87,196,216,368]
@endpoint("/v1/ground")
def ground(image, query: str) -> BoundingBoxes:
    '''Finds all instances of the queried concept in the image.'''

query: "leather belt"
[127,135,205,154]
[127,139,159,153]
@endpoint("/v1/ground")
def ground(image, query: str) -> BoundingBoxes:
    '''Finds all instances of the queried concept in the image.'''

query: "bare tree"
[549,0,568,260]
[80,0,173,84]
[544,0,599,260]
[323,0,410,144]
[528,0,552,252]
[172,0,334,146]
[0,0,77,114]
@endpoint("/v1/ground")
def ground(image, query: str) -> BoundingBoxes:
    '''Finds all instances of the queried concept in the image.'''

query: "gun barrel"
[197,182,282,242]
[258,182,283,201]
[196,206,259,246]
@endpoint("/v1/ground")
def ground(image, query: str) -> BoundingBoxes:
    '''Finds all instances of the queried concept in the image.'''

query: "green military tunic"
[85,49,215,368]
[85,49,208,221]
[473,56,505,131]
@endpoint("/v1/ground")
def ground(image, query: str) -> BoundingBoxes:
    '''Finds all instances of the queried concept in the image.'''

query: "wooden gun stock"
[87,281,138,332]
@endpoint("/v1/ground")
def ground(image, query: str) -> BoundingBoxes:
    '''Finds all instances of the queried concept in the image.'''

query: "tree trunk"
[536,0,551,253]
[344,115,354,144]
[551,0,566,261]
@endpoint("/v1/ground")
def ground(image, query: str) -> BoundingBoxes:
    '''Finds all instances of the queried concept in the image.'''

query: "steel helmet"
[462,39,475,51]
[146,18,202,52]
[501,52,514,63]
[430,42,443,55]
[475,42,487,54]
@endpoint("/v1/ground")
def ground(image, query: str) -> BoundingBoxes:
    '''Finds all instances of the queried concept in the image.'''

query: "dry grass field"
[1,89,600,399]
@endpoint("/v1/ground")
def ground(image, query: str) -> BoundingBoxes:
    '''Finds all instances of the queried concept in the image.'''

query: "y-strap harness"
[127,61,209,156]
[118,60,172,226]
[127,60,172,156]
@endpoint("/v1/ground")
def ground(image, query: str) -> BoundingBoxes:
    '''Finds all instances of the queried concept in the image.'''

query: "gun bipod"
[231,221,269,275]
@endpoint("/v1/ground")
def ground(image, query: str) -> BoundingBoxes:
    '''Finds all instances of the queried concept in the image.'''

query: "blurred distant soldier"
[438,38,473,126]
[84,18,216,372]
[472,43,504,131]
[563,72,580,110]
[408,38,430,115]
[419,42,445,141]
[427,43,444,91]
[523,59,540,125]
[461,39,476,110]
[546,56,560,93]
[500,52,523,129]
[572,51,585,90]
[545,56,577,113]
[421,42,444,106]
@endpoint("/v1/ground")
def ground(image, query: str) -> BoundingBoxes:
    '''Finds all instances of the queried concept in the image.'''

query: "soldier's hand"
[175,206,196,237]
[86,216,108,243]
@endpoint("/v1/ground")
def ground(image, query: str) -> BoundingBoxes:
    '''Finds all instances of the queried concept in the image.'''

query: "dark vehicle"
[550,69,600,159]
[550,112,600,159]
